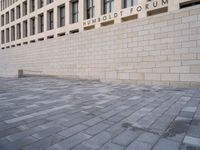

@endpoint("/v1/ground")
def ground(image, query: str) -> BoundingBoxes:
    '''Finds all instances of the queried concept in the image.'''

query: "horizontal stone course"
[0,5,200,87]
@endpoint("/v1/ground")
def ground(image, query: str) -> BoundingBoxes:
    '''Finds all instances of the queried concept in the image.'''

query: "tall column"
[53,3,58,31]
[35,0,38,34]
[115,0,122,11]
[115,0,122,24]
[43,9,47,33]
[66,0,69,32]
[27,19,30,38]
[79,0,84,31]
[138,0,146,18]
[168,0,179,12]
[27,0,30,38]
[95,0,102,28]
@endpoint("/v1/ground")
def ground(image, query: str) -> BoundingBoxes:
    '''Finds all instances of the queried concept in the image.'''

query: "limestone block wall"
[0,5,200,87]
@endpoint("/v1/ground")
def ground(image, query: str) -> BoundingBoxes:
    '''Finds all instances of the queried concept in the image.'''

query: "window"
[58,5,65,27]
[30,0,35,12]
[1,30,5,44]
[6,12,9,24]
[47,9,54,30]
[11,8,15,21]
[6,28,10,43]
[23,1,27,16]
[17,23,21,39]
[86,0,94,19]
[47,0,53,4]
[1,15,4,26]
[16,5,21,19]
[124,0,137,8]
[71,0,79,23]
[180,1,200,9]
[38,0,44,8]
[38,13,44,33]
[23,20,28,37]
[30,17,35,35]
[103,0,114,14]
[11,26,15,41]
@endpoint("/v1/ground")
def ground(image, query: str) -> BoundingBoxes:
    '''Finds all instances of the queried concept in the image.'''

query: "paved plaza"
[0,77,200,150]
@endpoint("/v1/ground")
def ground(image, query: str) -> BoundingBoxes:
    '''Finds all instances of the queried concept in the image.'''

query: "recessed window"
[101,20,114,26]
[71,0,79,23]
[180,1,200,9]
[23,1,28,16]
[1,30,5,44]
[58,4,65,27]
[1,15,4,26]
[23,20,28,38]
[123,0,137,8]
[38,13,44,33]
[6,12,9,24]
[47,0,53,4]
[147,7,168,16]
[38,38,44,41]
[30,0,35,12]
[57,32,65,37]
[47,9,54,30]
[23,42,28,45]
[30,40,36,43]
[17,23,21,39]
[103,0,114,14]
[16,5,21,19]
[30,17,35,35]
[85,0,94,19]
[11,26,15,41]
[70,29,79,34]
[11,8,15,21]
[47,35,54,39]
[38,0,44,8]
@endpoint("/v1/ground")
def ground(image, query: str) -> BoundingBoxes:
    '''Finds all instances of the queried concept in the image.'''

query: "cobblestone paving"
[0,77,200,150]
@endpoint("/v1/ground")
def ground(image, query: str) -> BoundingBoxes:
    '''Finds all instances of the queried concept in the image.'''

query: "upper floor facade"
[0,0,199,49]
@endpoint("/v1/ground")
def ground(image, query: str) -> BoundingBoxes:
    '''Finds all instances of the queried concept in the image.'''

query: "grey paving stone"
[45,146,59,150]
[106,122,125,138]
[71,144,95,150]
[125,141,152,150]
[187,126,200,139]
[0,77,199,150]
[0,138,9,145]
[136,132,160,145]
[112,130,142,146]
[0,136,38,150]
[83,117,103,126]
[53,132,91,150]
[6,126,43,142]
[58,124,88,138]
[182,107,197,113]
[82,131,112,149]
[98,142,124,150]
[179,111,194,118]
[180,144,200,150]
[152,138,181,150]
[32,125,65,139]
[85,122,110,136]
[183,136,200,147]
[0,127,21,139]
[22,134,64,150]
[5,105,72,124]
[61,117,87,128]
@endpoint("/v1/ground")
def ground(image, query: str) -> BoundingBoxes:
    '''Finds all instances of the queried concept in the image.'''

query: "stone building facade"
[0,0,200,87]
